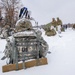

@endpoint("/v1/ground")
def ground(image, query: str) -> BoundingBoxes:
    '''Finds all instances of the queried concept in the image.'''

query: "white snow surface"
[0,28,75,75]
[13,30,36,37]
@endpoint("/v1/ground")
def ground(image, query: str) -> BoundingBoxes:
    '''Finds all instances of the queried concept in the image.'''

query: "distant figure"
[65,25,67,29]
[19,7,28,18]
[0,17,2,21]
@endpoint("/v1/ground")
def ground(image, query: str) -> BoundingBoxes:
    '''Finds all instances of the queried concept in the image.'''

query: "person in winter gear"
[56,17,62,26]
[51,18,57,31]
[56,17,62,33]
[51,18,57,27]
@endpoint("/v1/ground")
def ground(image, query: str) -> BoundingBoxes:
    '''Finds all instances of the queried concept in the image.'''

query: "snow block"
[2,58,48,72]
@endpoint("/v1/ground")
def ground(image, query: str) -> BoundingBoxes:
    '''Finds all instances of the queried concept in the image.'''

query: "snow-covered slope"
[0,28,75,75]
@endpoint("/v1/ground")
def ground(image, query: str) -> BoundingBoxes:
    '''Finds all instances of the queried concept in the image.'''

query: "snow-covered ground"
[0,28,75,75]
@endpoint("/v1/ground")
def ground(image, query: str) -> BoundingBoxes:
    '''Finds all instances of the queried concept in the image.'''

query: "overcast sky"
[21,0,75,25]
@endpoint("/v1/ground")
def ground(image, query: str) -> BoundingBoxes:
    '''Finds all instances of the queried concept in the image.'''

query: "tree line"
[0,0,22,28]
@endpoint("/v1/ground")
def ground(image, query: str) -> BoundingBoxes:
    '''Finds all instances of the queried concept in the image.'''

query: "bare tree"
[0,0,22,27]
[0,7,3,27]
[0,8,1,17]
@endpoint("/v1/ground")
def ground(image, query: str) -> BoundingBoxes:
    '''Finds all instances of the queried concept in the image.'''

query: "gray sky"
[21,0,75,25]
